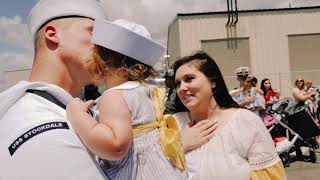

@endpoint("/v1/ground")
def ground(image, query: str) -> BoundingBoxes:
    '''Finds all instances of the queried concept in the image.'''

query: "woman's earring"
[211,82,216,89]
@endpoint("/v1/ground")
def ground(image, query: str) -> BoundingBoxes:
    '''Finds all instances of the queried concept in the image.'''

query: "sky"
[0,0,320,73]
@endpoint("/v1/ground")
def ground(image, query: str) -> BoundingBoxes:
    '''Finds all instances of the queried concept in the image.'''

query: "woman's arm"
[293,91,316,102]
[66,90,132,160]
[238,110,286,179]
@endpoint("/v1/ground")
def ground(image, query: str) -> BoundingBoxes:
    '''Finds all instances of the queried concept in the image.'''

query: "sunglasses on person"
[296,79,304,83]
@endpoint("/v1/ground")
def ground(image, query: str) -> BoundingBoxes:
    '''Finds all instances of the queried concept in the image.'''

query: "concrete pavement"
[285,150,320,180]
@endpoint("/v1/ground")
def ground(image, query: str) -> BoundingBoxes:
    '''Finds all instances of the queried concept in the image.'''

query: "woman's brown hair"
[173,51,240,112]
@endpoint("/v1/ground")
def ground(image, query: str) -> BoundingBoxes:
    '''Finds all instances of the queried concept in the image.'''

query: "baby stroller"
[264,98,320,166]
[262,99,299,167]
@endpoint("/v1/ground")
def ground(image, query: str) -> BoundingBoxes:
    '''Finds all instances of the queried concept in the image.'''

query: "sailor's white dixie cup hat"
[28,0,106,44]
[234,66,250,76]
[91,19,165,67]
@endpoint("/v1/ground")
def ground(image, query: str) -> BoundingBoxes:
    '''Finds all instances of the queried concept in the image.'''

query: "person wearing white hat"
[0,0,108,180]
[66,18,187,180]
[229,66,264,114]
[229,67,253,104]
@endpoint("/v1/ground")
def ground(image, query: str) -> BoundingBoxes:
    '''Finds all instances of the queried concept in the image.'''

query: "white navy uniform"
[0,81,108,180]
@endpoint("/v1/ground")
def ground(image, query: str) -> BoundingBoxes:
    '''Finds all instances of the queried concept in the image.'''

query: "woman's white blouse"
[174,109,280,180]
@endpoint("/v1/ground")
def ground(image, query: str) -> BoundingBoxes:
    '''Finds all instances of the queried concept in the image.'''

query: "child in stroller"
[263,97,320,166]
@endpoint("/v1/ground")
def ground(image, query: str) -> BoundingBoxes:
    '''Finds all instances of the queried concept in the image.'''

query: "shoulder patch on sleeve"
[8,122,69,156]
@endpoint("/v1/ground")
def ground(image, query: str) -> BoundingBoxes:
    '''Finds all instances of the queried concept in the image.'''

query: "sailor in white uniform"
[0,0,108,179]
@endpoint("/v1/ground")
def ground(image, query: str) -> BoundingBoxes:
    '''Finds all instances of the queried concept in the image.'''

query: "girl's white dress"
[93,81,187,180]
[174,108,286,180]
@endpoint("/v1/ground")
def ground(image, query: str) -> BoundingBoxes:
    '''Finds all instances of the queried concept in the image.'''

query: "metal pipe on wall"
[226,0,231,49]
[233,0,238,49]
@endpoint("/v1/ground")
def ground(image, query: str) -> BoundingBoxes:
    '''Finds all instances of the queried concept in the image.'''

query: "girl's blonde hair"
[85,45,158,83]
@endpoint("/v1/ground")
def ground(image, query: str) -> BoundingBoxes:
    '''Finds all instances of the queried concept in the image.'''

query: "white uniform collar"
[0,81,73,119]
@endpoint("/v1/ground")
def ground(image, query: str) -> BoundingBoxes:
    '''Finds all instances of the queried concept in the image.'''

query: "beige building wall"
[201,38,251,90]
[288,34,320,87]
[167,18,181,67]
[167,7,320,97]
[0,71,5,92]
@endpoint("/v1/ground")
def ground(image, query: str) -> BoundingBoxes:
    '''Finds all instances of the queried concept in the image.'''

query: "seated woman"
[292,78,317,162]
[173,51,286,180]
[260,78,280,112]
[292,78,316,105]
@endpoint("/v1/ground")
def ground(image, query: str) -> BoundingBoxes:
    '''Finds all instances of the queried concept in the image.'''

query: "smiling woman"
[173,51,286,180]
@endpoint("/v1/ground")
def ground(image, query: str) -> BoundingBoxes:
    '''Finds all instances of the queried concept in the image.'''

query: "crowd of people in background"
[222,67,319,120]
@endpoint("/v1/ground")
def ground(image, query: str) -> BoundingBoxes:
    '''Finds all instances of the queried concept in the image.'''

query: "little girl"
[66,19,187,180]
